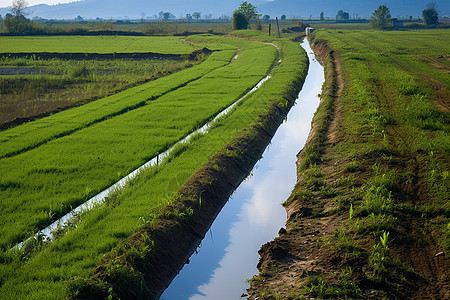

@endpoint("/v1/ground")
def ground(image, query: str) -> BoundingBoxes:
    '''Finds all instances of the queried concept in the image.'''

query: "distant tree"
[192,12,201,20]
[236,1,259,23]
[262,14,270,22]
[426,1,438,10]
[256,18,262,30]
[320,11,324,20]
[422,2,439,25]
[186,14,193,21]
[422,8,438,25]
[370,5,392,29]
[140,12,146,19]
[281,15,286,20]
[5,0,35,34]
[336,10,349,20]
[162,12,174,21]
[10,0,31,19]
[76,15,83,21]
[232,10,248,30]
[205,13,212,20]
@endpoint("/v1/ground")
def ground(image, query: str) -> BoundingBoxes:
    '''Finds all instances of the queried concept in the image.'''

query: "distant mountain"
[0,0,242,19]
[0,0,448,20]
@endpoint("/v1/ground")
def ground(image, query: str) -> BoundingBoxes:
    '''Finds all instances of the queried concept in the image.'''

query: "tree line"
[1,0,445,35]
[370,2,440,29]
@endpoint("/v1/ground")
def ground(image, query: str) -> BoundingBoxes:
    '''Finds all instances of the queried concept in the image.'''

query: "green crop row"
[0,49,233,158]
[0,35,201,54]
[0,35,276,250]
[0,31,308,300]
[0,57,200,126]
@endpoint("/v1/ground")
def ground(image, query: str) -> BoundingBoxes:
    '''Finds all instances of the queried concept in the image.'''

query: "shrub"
[232,11,248,30]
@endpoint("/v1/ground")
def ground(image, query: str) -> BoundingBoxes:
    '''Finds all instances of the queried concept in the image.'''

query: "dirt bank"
[247,39,449,299]
[0,47,212,61]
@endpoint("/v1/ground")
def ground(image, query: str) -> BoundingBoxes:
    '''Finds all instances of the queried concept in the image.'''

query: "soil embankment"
[0,47,212,61]
[247,39,450,299]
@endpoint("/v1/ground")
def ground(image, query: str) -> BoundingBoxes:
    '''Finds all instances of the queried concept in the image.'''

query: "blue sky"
[1,1,80,8]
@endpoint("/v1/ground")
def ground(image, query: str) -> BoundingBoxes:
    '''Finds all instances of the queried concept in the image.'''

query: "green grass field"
[0,35,276,250]
[283,28,450,298]
[0,57,199,125]
[0,35,211,125]
[0,49,233,157]
[314,29,449,164]
[0,32,309,299]
[0,35,201,54]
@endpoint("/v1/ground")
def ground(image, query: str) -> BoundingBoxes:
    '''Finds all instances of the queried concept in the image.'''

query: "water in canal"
[161,39,324,300]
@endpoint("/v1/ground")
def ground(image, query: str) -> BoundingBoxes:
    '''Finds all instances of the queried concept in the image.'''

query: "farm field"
[0,35,274,249]
[0,57,201,126]
[0,31,309,298]
[0,36,201,54]
[248,29,450,299]
[0,50,235,157]
[0,35,211,127]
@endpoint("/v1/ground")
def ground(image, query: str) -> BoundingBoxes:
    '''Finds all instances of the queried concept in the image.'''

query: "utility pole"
[276,17,281,38]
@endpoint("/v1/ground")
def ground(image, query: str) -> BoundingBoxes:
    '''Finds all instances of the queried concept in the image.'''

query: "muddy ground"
[246,41,449,299]
[0,47,212,61]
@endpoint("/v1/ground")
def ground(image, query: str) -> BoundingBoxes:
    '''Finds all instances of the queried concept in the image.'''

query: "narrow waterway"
[161,39,324,299]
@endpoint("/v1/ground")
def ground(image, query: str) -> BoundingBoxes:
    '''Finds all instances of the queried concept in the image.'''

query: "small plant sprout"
[380,231,389,249]
[349,203,354,220]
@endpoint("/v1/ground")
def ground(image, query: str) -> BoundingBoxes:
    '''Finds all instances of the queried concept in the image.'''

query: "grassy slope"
[0,32,309,299]
[249,29,449,299]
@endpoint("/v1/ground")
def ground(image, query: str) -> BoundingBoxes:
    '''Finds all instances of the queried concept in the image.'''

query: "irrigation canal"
[161,39,324,299]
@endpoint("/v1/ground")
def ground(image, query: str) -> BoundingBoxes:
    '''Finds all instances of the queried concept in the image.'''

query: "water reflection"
[162,39,324,300]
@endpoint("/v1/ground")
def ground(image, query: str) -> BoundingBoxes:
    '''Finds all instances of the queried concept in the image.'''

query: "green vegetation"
[299,28,449,295]
[370,5,393,29]
[232,1,260,30]
[0,35,211,126]
[0,35,200,54]
[0,31,309,298]
[232,11,248,30]
[0,35,275,249]
[259,28,449,299]
[0,48,233,158]
[0,57,199,125]
[301,267,362,299]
